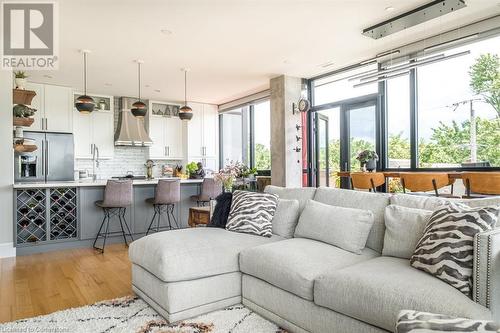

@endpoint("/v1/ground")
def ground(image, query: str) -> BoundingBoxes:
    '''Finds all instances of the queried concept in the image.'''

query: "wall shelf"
[13,89,36,105]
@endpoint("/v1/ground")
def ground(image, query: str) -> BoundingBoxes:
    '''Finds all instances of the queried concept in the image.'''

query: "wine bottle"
[19,219,29,228]
[34,218,44,227]
[34,206,43,214]
[19,207,29,215]
[34,194,44,201]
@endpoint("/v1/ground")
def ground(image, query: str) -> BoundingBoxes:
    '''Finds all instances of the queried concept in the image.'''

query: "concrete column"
[0,71,14,257]
[270,75,303,187]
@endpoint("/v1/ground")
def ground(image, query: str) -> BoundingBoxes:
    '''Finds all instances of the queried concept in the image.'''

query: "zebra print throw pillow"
[410,203,498,297]
[396,310,500,333]
[226,190,279,237]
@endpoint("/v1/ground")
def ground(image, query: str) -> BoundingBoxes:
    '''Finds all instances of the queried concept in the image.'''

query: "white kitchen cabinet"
[43,85,73,132]
[73,93,114,159]
[23,83,73,132]
[24,82,44,130]
[187,102,219,172]
[187,102,204,157]
[148,101,184,160]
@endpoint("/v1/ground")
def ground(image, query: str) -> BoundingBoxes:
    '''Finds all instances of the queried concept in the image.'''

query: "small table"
[188,206,211,227]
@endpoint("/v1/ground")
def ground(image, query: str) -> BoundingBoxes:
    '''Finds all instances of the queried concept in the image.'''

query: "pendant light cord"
[184,70,187,105]
[83,52,87,95]
[138,62,141,102]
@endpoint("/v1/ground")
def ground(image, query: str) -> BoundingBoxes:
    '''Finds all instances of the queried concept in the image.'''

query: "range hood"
[115,97,153,146]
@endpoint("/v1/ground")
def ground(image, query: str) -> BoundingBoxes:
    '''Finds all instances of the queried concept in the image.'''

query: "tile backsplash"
[75,97,182,179]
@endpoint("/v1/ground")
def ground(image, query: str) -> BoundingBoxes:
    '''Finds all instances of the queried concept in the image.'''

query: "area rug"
[0,296,287,333]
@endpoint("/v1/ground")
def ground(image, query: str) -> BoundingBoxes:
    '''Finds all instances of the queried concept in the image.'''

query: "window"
[386,74,411,168]
[220,108,246,165]
[219,100,271,171]
[253,101,271,170]
[417,36,500,168]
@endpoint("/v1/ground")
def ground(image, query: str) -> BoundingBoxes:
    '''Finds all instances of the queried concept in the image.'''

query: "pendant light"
[179,68,193,121]
[75,50,95,114]
[131,60,147,118]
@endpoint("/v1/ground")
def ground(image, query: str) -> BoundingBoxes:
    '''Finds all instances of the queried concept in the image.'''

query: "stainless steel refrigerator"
[14,132,75,183]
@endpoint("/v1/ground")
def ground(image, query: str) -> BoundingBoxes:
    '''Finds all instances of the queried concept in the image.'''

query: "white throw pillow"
[272,199,300,239]
[382,205,433,259]
[294,199,374,254]
[226,190,279,237]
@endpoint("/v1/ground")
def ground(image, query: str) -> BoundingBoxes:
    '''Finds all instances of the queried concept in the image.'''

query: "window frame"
[307,32,500,187]
[218,101,271,175]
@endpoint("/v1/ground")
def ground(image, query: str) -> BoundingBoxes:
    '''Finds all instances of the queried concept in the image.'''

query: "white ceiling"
[27,0,500,105]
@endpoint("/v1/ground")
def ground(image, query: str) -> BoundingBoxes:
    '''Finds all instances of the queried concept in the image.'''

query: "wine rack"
[49,188,77,240]
[15,187,78,246]
[16,189,47,244]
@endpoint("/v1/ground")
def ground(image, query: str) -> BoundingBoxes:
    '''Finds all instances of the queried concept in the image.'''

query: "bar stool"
[400,172,455,197]
[93,180,134,253]
[462,172,500,198]
[146,179,180,234]
[190,178,222,206]
[350,172,385,192]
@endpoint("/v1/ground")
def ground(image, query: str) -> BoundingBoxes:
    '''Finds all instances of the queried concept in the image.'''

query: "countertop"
[13,178,204,189]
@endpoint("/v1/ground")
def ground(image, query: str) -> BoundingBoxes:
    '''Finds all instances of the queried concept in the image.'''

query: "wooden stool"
[188,206,211,227]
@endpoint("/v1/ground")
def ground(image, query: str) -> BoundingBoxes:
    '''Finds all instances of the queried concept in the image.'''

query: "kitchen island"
[13,178,205,255]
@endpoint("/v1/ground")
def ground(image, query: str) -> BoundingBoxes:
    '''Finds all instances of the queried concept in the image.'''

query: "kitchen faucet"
[92,144,100,181]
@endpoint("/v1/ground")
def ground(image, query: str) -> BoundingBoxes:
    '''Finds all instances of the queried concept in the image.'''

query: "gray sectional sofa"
[129,186,500,333]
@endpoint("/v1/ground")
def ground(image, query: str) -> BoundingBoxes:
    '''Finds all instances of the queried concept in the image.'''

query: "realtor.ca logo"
[1,1,59,70]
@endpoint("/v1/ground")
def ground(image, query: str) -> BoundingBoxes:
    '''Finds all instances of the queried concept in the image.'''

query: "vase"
[360,163,367,172]
[223,178,234,193]
[15,78,27,90]
[366,158,377,172]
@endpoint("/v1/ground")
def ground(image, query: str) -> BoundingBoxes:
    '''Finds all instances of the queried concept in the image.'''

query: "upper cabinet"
[24,82,73,133]
[187,102,219,170]
[73,94,114,159]
[148,101,184,160]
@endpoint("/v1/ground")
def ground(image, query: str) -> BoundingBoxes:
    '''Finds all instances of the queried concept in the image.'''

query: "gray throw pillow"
[410,203,499,297]
[382,205,433,259]
[226,190,279,237]
[272,199,300,238]
[294,199,374,254]
[396,310,500,333]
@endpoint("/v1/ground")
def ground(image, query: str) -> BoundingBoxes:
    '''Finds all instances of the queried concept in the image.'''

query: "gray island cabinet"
[13,179,203,255]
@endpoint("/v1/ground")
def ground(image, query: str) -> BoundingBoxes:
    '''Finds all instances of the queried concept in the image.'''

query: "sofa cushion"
[129,228,283,282]
[294,199,374,254]
[382,205,433,259]
[240,238,378,301]
[272,199,300,239]
[390,194,450,211]
[314,256,492,332]
[313,187,390,253]
[226,190,278,237]
[410,203,498,297]
[264,185,317,212]
[396,310,500,333]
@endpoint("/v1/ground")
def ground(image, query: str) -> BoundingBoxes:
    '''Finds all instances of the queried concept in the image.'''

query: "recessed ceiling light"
[145,84,150,88]
[161,29,173,35]
[104,83,112,86]
[385,6,395,11]
[43,74,52,78]
[283,59,290,64]
[154,89,161,93]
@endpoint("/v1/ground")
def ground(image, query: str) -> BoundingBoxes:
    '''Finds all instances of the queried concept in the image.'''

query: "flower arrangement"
[214,160,255,192]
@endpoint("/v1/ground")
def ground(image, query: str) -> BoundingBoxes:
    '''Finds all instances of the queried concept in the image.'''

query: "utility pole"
[469,99,477,163]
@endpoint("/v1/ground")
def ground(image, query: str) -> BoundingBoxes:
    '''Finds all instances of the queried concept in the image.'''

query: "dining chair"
[399,172,453,197]
[190,178,222,206]
[462,172,500,198]
[350,172,385,192]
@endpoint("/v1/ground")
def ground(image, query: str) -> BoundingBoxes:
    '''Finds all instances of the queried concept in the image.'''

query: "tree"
[469,53,500,118]
[254,143,271,170]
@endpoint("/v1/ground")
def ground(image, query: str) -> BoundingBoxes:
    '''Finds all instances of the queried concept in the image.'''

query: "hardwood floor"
[0,244,132,323]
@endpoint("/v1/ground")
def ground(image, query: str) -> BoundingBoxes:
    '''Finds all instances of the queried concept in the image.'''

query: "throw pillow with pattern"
[410,203,498,297]
[226,190,279,237]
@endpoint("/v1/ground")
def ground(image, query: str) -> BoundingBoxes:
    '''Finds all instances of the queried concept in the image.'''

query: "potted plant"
[241,167,258,180]
[185,162,199,179]
[14,71,28,90]
[356,150,379,172]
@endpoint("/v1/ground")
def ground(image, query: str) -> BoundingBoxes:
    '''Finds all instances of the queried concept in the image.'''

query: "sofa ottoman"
[129,227,283,322]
